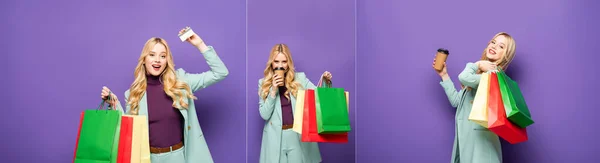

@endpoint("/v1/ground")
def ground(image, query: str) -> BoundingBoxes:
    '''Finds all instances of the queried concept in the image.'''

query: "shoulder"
[124,89,131,98]
[464,62,478,70]
[294,72,307,81]
[174,68,191,83]
[175,68,187,77]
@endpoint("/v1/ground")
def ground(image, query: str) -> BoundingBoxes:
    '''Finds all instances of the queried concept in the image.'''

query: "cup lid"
[437,48,450,55]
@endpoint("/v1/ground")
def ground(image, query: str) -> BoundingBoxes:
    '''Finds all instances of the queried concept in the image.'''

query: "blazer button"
[188,126,191,130]
[470,100,473,104]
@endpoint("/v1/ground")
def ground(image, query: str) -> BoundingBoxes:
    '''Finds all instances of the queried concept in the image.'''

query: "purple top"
[279,86,294,126]
[146,75,184,148]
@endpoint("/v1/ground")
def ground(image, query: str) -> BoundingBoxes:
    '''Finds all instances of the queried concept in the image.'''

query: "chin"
[486,55,498,61]
[149,71,161,76]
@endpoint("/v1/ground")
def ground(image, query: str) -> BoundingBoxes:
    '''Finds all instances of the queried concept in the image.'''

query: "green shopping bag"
[497,70,534,128]
[75,95,122,163]
[315,75,351,134]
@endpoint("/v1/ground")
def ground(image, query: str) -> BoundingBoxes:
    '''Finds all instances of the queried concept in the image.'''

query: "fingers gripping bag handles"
[314,74,351,134]
[75,93,123,163]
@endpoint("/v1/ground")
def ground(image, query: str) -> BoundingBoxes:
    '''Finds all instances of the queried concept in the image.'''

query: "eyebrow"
[149,51,167,54]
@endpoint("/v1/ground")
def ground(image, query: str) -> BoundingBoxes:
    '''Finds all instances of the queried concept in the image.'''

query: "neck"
[147,74,161,85]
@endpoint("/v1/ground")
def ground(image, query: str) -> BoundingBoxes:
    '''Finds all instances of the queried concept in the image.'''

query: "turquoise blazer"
[440,62,502,163]
[258,72,322,163]
[115,46,228,163]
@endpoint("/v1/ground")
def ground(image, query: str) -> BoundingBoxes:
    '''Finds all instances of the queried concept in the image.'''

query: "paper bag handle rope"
[317,73,332,88]
[97,92,114,111]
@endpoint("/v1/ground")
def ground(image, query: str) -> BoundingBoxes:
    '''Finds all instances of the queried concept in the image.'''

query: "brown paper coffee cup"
[274,67,285,86]
[434,48,449,71]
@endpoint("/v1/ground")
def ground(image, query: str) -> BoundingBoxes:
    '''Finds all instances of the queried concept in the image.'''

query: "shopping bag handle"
[317,73,332,88]
[485,67,502,74]
[97,92,113,110]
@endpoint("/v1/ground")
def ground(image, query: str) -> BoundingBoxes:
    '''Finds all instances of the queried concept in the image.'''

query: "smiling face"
[480,32,516,70]
[485,35,508,62]
[144,43,168,76]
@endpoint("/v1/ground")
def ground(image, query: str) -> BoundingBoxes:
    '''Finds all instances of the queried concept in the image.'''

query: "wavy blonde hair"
[259,44,302,100]
[127,37,197,115]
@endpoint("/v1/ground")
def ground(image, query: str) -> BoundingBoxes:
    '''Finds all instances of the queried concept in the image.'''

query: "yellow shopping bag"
[345,91,349,111]
[293,90,306,134]
[469,72,491,128]
[123,115,151,163]
[139,116,150,163]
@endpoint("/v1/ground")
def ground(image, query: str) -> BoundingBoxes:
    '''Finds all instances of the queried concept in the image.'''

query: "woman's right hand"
[433,58,450,81]
[432,58,447,76]
[269,74,283,96]
[272,74,284,87]
[101,86,119,107]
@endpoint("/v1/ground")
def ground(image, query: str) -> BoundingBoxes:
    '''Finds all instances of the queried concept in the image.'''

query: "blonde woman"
[100,27,229,163]
[258,43,332,163]
[433,32,516,163]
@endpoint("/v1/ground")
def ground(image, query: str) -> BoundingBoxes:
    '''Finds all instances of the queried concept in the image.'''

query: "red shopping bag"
[72,112,84,163]
[117,116,134,163]
[487,72,528,144]
[301,89,348,143]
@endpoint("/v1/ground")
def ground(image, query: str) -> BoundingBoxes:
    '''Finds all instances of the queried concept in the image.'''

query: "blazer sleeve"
[296,72,317,90]
[177,45,229,92]
[440,78,462,108]
[258,79,277,121]
[458,62,481,89]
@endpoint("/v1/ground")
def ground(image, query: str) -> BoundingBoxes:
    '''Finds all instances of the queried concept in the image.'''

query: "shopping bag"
[117,116,134,163]
[74,99,122,163]
[469,72,491,128]
[139,116,151,163]
[123,115,151,163]
[345,91,350,112]
[315,77,351,134]
[129,115,141,163]
[487,72,528,144]
[72,112,85,163]
[497,70,534,128]
[301,89,348,143]
[292,90,306,134]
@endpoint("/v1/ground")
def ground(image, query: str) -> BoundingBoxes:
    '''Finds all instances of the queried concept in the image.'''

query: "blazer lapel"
[138,92,148,116]
[271,92,280,123]
[177,97,188,121]
[290,92,296,114]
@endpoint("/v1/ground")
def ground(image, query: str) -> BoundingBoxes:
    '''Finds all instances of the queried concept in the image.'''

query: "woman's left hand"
[179,27,205,48]
[322,71,332,80]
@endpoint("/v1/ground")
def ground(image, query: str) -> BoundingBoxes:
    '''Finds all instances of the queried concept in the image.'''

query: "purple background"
[4,0,598,162]
[357,0,600,162]
[1,0,245,162]
[247,0,356,162]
